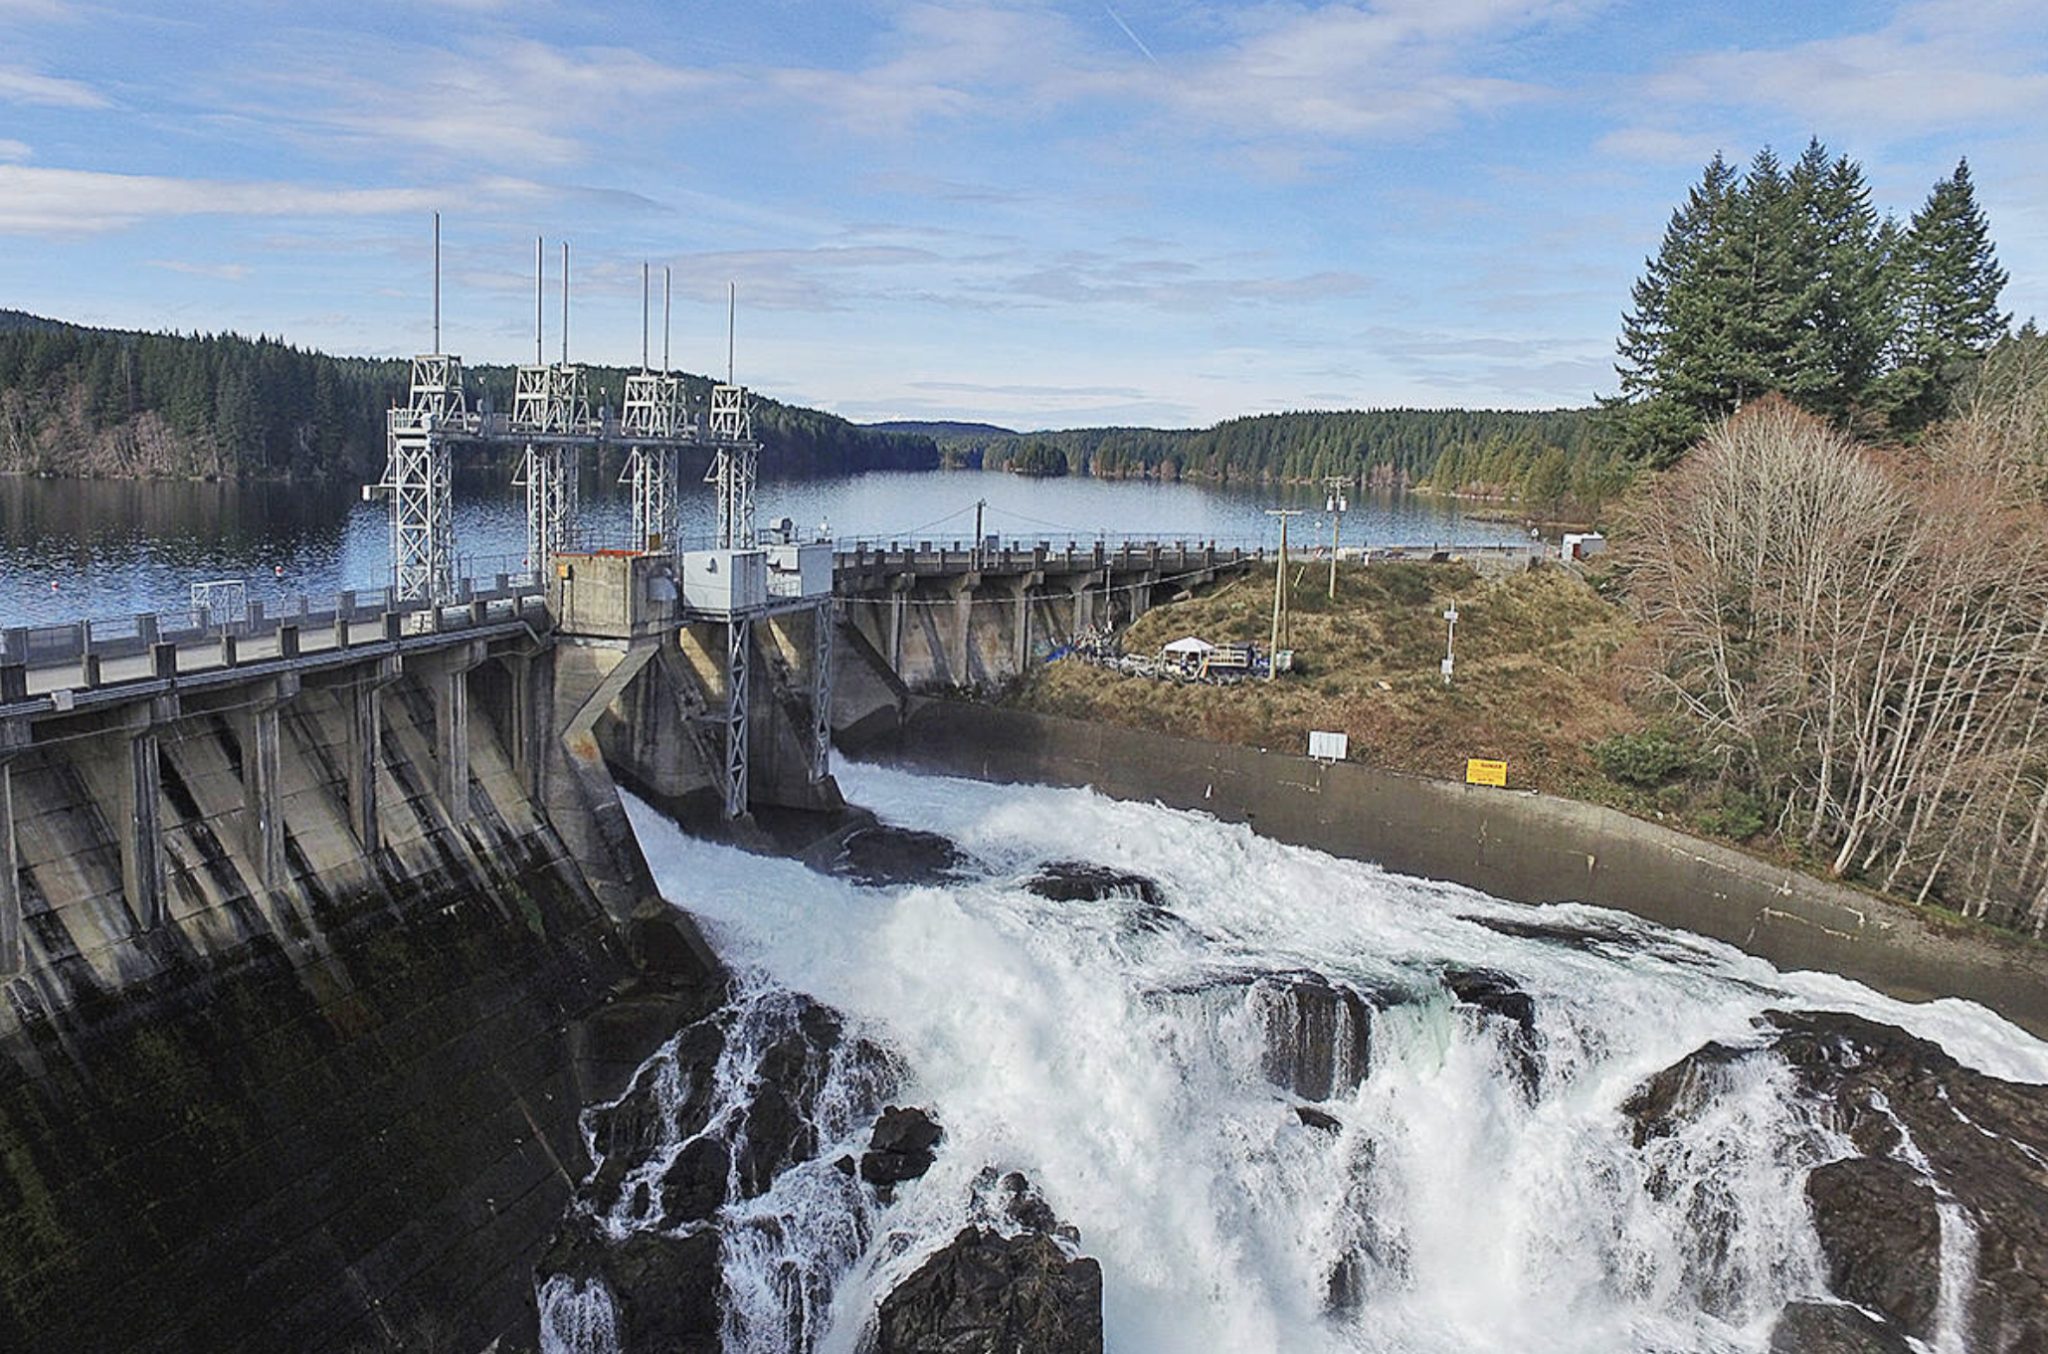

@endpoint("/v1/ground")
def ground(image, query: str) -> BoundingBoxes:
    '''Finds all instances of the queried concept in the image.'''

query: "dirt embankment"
[1016,560,1643,800]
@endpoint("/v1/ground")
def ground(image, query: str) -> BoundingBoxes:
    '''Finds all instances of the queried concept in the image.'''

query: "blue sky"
[1,0,2044,429]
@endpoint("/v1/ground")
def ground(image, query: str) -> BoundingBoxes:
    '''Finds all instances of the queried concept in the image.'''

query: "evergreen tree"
[1606,144,2008,459]
[1604,153,1740,466]
[1885,159,2010,435]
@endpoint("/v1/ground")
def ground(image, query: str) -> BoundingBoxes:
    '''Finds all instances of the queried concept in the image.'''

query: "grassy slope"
[1014,560,1642,797]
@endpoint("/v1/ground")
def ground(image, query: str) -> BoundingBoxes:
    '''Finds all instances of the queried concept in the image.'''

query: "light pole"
[1323,475,1350,599]
[1442,602,1459,685]
[1266,508,1305,680]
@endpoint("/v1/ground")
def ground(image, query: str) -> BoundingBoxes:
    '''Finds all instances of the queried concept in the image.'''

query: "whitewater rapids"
[598,762,2048,1354]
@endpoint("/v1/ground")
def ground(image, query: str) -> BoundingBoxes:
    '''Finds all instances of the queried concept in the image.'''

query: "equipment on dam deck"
[681,550,769,614]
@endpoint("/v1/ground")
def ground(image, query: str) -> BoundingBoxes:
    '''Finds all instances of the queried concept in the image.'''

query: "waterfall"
[548,762,2048,1354]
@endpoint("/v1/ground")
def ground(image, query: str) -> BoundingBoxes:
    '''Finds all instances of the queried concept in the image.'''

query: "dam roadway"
[0,538,1257,975]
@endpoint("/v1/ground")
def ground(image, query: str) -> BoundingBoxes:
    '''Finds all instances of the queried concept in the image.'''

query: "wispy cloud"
[147,258,251,281]
[1595,126,1728,166]
[0,64,105,108]
[1636,0,2048,135]
[0,165,504,233]
[244,35,723,167]
[0,138,30,161]
[911,378,1148,399]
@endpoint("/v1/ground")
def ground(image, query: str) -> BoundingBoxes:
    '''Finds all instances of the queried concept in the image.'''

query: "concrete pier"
[238,674,298,891]
[0,718,23,974]
[424,640,485,822]
[117,696,172,930]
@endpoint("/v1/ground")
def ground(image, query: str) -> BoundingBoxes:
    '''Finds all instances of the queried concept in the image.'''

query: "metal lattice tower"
[378,352,469,603]
[809,603,833,783]
[621,372,691,553]
[516,443,580,566]
[706,384,757,550]
[723,615,752,818]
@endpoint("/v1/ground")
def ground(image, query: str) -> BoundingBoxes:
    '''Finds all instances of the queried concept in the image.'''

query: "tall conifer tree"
[1886,159,2010,434]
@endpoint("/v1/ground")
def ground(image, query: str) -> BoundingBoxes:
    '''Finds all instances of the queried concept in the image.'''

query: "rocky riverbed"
[533,766,2048,1353]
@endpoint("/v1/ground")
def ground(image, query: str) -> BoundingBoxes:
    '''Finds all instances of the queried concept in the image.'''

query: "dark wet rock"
[1025,862,1165,908]
[737,1081,817,1199]
[863,1105,944,1193]
[1807,1157,1940,1339]
[834,1154,858,1177]
[1442,967,1542,1093]
[833,825,968,887]
[542,1215,723,1354]
[732,998,883,1199]
[587,1016,727,1212]
[1251,973,1373,1102]
[1325,1254,1366,1314]
[997,1170,1063,1235]
[873,1227,1104,1354]
[1625,1009,2048,1352]
[1769,1301,1914,1354]
[1295,1105,1342,1133]
[1469,914,1629,950]
[659,1135,732,1224]
[1620,1039,1751,1149]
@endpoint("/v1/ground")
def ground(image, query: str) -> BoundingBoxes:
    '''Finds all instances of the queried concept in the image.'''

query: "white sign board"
[1308,730,1349,763]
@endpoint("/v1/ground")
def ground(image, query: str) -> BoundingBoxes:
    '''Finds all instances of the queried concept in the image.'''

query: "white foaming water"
[537,1273,619,1354]
[605,763,2048,1354]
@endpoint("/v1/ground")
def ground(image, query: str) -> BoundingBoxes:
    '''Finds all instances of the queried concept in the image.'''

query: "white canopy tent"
[1160,636,1216,656]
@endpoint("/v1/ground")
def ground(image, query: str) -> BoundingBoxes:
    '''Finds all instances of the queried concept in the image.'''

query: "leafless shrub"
[1626,396,2048,931]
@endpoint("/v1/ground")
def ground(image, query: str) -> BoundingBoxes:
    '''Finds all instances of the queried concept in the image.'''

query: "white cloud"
[0,138,30,161]
[748,1,1596,145]
[0,165,503,234]
[243,35,725,168]
[1146,2,1573,140]
[0,65,105,108]
[147,259,251,281]
[1594,126,1727,166]
[1638,0,2048,135]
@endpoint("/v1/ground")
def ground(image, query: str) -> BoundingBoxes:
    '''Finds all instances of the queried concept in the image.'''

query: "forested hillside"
[0,312,937,480]
[954,406,1616,507]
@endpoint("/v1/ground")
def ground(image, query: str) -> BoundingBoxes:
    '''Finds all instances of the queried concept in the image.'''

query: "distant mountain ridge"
[865,419,1020,438]
[0,313,937,481]
[0,309,69,335]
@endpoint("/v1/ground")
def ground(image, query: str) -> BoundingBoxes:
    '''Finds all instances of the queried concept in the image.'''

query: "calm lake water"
[0,470,1525,628]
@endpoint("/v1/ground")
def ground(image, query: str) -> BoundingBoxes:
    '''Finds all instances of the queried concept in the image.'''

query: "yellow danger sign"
[1466,758,1508,787]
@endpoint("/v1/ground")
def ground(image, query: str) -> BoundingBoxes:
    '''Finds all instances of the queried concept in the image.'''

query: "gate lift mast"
[511,239,593,567]
[619,264,692,552]
[371,212,473,605]
[704,283,763,819]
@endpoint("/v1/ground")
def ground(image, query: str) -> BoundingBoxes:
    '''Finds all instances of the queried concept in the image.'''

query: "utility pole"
[1442,601,1459,685]
[973,498,987,569]
[1323,475,1350,600]
[1266,509,1305,681]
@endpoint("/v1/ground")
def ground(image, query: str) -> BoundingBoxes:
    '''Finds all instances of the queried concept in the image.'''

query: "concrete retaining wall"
[869,700,2048,1041]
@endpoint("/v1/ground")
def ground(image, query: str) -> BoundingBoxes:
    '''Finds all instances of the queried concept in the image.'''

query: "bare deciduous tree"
[1626,396,2048,932]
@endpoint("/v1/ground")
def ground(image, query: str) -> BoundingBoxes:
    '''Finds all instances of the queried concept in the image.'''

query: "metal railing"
[1,569,548,702]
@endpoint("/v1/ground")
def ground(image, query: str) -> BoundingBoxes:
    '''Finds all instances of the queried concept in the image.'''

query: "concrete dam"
[0,534,1252,1352]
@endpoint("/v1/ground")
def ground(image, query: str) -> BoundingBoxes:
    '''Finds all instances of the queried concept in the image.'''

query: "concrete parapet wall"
[870,700,2048,1041]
